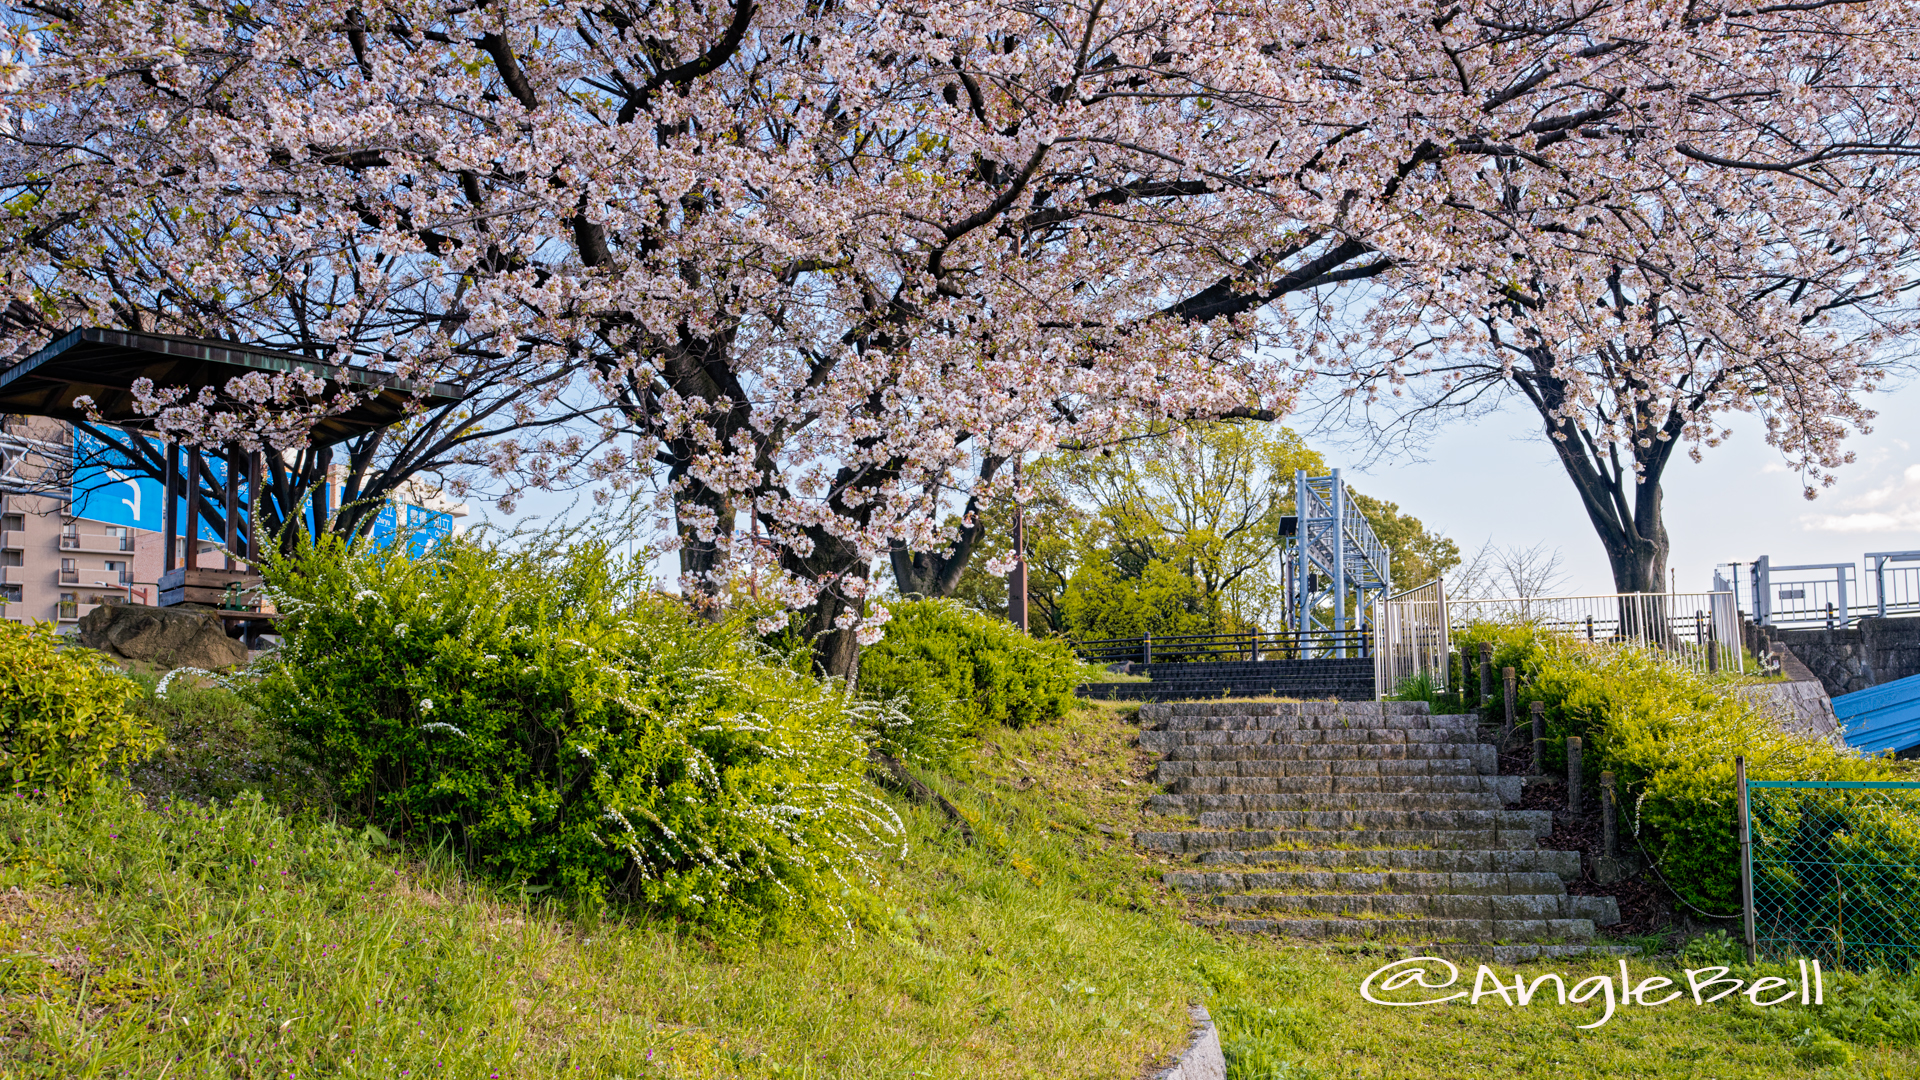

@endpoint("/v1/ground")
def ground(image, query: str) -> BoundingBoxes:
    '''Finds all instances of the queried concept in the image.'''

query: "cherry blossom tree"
[3,0,1916,672]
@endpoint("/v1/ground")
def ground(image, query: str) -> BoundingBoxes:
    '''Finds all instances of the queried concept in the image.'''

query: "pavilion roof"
[0,327,463,445]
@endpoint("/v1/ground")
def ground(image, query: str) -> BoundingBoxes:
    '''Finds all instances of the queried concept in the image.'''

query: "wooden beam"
[223,444,239,569]
[184,446,202,571]
[162,441,179,573]
[247,450,262,559]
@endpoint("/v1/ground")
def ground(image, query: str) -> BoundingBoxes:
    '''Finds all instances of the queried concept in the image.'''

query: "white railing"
[1374,579,1449,699]
[1867,551,1920,620]
[1448,590,1744,675]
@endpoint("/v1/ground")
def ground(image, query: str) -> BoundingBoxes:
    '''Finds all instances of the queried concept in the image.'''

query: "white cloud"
[1801,463,1920,534]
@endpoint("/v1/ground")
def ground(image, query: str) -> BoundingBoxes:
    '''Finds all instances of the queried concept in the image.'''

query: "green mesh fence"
[1747,781,1920,971]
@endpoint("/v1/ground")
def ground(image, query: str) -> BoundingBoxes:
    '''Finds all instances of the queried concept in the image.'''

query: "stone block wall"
[1761,616,1920,698]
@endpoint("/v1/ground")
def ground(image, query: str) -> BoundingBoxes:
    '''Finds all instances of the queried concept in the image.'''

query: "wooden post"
[184,446,203,571]
[1737,755,1757,964]
[1503,666,1517,739]
[310,445,333,533]
[246,450,262,559]
[1530,699,1547,775]
[1566,736,1583,815]
[1478,642,1493,708]
[223,445,239,569]
[1601,771,1618,858]
[162,441,179,574]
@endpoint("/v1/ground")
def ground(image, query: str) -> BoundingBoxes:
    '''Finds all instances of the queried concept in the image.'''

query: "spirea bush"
[857,599,1078,759]
[1455,624,1903,911]
[0,619,159,798]
[249,534,900,931]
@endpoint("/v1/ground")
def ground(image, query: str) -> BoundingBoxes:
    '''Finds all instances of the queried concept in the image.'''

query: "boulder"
[76,602,249,671]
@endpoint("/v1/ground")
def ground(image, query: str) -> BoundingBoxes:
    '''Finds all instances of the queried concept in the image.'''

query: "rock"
[76,602,249,671]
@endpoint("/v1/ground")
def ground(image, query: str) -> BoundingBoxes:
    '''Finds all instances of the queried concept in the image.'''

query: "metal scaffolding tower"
[1283,469,1393,657]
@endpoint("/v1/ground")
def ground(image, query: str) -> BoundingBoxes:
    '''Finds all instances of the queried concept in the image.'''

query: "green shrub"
[0,619,158,798]
[857,599,1078,756]
[248,532,900,931]
[1454,624,1903,911]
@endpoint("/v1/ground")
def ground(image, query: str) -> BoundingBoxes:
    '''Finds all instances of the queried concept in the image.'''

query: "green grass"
[1208,952,1920,1078]
[4,694,1919,1078]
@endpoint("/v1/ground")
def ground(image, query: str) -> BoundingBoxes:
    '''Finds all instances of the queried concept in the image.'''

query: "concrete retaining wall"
[1766,617,1920,697]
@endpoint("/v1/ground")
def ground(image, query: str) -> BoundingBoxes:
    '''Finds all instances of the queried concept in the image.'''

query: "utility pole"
[1007,459,1029,633]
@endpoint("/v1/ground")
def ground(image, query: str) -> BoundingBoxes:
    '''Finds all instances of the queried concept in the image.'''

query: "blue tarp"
[1833,671,1920,755]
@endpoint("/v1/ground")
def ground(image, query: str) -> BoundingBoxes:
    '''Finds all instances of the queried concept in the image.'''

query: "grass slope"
[2,698,1916,1078]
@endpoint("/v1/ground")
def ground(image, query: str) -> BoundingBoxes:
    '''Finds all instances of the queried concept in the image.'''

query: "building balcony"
[0,566,23,585]
[59,533,135,553]
[0,530,21,551]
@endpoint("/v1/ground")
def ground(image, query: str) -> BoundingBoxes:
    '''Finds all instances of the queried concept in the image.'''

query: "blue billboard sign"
[71,430,234,541]
[72,429,452,554]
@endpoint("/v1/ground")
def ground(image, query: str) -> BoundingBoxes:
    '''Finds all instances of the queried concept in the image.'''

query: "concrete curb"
[1148,1003,1225,1080]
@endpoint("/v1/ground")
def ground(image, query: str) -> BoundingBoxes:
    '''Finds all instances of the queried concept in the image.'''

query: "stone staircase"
[1133,699,1624,961]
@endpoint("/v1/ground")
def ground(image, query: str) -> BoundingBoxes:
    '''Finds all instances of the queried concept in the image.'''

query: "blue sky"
[1337,377,1920,596]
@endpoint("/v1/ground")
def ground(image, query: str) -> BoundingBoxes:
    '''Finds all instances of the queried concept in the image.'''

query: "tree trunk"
[782,523,868,680]
[1511,348,1689,600]
[888,455,1004,599]
[674,482,737,617]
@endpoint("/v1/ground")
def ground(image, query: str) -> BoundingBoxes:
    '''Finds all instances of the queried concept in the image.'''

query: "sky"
[486,375,1920,603]
[1332,377,1920,598]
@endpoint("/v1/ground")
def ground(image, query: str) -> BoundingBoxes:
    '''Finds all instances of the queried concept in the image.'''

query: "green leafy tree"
[945,422,1458,641]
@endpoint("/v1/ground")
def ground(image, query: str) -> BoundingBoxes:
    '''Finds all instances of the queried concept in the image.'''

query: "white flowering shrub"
[249,533,899,931]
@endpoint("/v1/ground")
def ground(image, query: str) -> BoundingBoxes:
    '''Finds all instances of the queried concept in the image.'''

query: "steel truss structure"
[1282,469,1392,658]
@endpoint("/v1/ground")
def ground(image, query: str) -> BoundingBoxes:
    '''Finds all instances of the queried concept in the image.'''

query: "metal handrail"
[1072,627,1373,664]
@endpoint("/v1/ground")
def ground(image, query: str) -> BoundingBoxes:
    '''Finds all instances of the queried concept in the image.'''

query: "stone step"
[1207,916,1596,944]
[1149,791,1505,814]
[1147,714,1479,733]
[1135,828,1546,853]
[1168,775,1522,801]
[1162,745,1499,772]
[1194,892,1618,924]
[1189,847,1583,880]
[1191,808,1553,835]
[1139,729,1481,751]
[1155,758,1482,780]
[1140,701,1410,721]
[1165,868,1569,897]
[1340,943,1639,963]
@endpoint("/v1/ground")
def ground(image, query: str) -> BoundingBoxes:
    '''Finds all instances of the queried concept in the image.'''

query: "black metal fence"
[1071,628,1372,665]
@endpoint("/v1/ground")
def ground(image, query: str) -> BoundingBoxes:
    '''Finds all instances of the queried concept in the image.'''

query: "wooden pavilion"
[0,327,461,609]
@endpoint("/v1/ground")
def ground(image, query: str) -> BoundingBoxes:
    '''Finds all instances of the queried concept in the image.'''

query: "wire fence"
[1747,780,1920,972]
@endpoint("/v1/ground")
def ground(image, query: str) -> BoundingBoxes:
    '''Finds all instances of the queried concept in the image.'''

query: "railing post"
[1530,699,1546,775]
[1478,642,1492,710]
[1601,771,1617,859]
[1737,755,1757,964]
[1566,736,1582,815]
[1707,612,1719,674]
[1503,666,1517,740]
[1142,631,1152,666]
